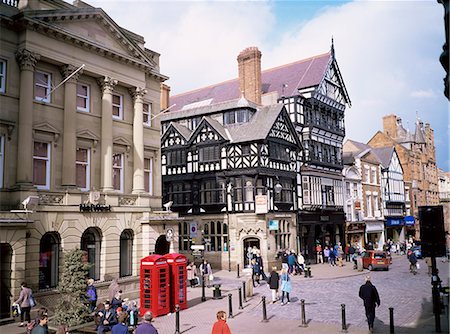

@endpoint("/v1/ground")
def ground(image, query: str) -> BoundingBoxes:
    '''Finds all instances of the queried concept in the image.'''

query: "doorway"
[243,237,260,268]
[155,235,170,255]
[0,243,12,319]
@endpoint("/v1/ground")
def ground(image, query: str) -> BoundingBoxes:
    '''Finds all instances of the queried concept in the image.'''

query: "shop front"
[404,216,416,239]
[385,218,406,242]
[365,221,385,250]
[345,222,365,249]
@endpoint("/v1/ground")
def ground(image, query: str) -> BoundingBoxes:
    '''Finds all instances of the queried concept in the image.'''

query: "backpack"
[26,319,38,334]
[87,286,97,302]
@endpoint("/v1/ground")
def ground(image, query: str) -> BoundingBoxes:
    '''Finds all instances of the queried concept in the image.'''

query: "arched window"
[39,233,60,289]
[120,230,133,277]
[81,228,101,280]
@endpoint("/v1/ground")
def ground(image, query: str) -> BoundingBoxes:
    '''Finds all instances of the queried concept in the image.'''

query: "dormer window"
[223,109,252,125]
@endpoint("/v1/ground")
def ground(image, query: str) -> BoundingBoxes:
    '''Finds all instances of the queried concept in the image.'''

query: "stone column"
[15,49,40,188]
[130,87,147,194]
[61,65,83,188]
[97,77,118,192]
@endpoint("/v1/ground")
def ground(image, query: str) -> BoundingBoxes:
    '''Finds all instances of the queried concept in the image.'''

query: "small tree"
[54,248,92,327]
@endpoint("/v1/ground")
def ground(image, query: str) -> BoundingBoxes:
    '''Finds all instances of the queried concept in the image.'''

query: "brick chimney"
[160,83,170,110]
[382,114,398,139]
[237,47,262,104]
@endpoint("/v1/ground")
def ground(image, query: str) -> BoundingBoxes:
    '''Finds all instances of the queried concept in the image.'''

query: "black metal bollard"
[237,264,240,278]
[201,274,206,302]
[175,304,180,334]
[300,299,307,327]
[389,307,395,334]
[242,281,247,303]
[304,267,308,278]
[308,267,312,278]
[341,304,347,333]
[228,293,233,318]
[261,296,268,322]
[238,287,243,309]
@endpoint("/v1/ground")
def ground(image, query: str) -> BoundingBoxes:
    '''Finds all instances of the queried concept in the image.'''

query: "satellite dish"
[163,201,173,212]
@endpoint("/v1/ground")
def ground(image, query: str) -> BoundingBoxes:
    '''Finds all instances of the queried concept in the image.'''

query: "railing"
[2,0,18,6]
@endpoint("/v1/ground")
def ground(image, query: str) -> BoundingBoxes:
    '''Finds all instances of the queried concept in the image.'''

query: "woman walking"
[268,267,280,303]
[280,268,292,305]
[15,281,33,327]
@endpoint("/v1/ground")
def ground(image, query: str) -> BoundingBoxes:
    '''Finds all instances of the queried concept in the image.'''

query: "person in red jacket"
[211,310,231,334]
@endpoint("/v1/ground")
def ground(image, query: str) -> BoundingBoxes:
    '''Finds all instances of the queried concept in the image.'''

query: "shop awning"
[365,221,384,233]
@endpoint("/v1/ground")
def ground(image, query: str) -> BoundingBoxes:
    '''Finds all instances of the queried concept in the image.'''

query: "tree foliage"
[54,248,92,327]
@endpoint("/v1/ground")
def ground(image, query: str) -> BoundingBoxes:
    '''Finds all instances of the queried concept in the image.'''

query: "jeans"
[365,305,376,328]
[20,306,31,323]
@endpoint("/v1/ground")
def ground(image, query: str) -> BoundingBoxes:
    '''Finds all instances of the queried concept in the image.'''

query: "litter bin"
[356,257,363,272]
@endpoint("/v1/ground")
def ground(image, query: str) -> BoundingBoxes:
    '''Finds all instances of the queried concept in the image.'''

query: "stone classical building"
[0,0,176,319]
[167,45,351,262]
[368,115,439,238]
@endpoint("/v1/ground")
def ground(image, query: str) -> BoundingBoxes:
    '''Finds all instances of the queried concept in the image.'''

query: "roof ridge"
[261,51,330,74]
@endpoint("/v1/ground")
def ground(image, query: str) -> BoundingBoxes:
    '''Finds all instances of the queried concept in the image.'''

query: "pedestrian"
[408,251,418,275]
[199,259,213,287]
[345,244,350,262]
[324,246,330,264]
[108,278,120,303]
[96,301,118,334]
[111,290,123,311]
[316,244,323,264]
[288,250,296,274]
[297,252,305,273]
[359,276,380,333]
[15,281,33,327]
[187,261,198,287]
[31,314,48,334]
[268,267,280,303]
[211,310,231,334]
[348,244,356,261]
[27,307,48,334]
[86,278,98,313]
[251,259,261,287]
[281,249,289,270]
[135,311,158,334]
[280,268,292,305]
[255,252,267,281]
[112,313,129,334]
[329,246,336,266]
[127,300,139,328]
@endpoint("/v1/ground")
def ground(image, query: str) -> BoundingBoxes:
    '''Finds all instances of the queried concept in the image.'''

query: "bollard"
[341,304,347,333]
[237,264,240,278]
[238,287,243,309]
[242,281,247,303]
[175,304,180,334]
[304,267,308,278]
[228,293,233,318]
[201,274,206,302]
[308,267,312,278]
[300,299,307,327]
[389,307,395,334]
[261,296,268,322]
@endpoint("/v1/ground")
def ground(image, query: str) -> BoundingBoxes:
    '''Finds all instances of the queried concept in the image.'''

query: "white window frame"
[35,70,52,103]
[0,135,4,188]
[0,59,6,93]
[112,93,123,120]
[33,142,51,190]
[144,157,153,195]
[76,148,90,191]
[366,194,372,218]
[113,153,124,192]
[143,102,152,127]
[76,83,90,112]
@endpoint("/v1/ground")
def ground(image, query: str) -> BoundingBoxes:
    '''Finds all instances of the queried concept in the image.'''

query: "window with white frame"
[112,94,123,120]
[0,135,4,188]
[371,168,377,184]
[143,103,151,127]
[0,59,6,93]
[76,148,90,191]
[144,157,153,194]
[373,194,379,213]
[345,182,351,197]
[366,194,372,217]
[364,166,370,183]
[33,142,51,189]
[77,83,90,112]
[112,153,124,192]
[352,182,358,198]
[35,71,52,102]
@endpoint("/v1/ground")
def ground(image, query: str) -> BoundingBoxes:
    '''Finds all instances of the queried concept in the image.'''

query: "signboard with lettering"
[255,195,268,214]
[189,222,198,238]
[268,219,279,231]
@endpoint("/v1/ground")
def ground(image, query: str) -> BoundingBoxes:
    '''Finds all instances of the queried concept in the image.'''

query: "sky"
[87,0,449,170]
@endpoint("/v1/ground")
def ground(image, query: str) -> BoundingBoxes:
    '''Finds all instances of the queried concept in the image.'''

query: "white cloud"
[87,0,448,169]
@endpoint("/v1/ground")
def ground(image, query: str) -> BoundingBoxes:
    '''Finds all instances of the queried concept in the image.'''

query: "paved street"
[2,255,448,334]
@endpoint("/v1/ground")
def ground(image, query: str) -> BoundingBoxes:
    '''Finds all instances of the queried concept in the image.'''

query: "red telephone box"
[140,255,170,317]
[164,253,188,311]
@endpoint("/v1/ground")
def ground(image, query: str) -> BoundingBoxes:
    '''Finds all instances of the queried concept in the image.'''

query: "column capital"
[60,64,83,83]
[15,48,40,71]
[129,87,147,103]
[97,76,118,94]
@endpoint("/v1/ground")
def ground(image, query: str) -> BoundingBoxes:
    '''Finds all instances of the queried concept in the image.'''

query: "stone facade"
[0,0,179,318]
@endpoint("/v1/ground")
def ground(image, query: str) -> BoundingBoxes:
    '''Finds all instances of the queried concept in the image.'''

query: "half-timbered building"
[161,98,302,270]
[168,44,351,261]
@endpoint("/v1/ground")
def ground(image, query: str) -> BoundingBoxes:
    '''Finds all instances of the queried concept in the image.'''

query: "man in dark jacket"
[268,267,280,303]
[359,276,380,333]
[408,251,418,274]
[97,301,118,334]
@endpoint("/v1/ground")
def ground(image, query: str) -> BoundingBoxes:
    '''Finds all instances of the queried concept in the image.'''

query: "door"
[243,237,260,267]
[0,243,12,319]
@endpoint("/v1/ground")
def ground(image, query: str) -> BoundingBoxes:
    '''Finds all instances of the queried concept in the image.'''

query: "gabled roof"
[371,147,394,169]
[203,116,229,141]
[170,52,334,111]
[171,123,192,141]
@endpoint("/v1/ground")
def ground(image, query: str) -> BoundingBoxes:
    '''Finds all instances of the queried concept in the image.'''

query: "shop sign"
[268,219,279,231]
[255,195,268,214]
[404,216,415,226]
[386,218,404,227]
[189,222,198,238]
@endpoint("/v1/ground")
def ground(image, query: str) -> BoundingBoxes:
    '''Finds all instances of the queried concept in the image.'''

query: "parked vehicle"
[361,250,390,271]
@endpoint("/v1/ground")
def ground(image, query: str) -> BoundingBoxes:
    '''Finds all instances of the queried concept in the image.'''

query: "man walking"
[359,276,380,333]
